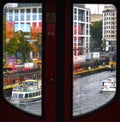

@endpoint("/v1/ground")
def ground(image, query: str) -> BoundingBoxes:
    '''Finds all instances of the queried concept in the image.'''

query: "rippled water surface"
[73,71,116,116]
[9,100,42,116]
[8,71,116,116]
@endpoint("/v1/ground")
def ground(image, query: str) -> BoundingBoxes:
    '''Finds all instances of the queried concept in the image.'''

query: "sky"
[85,4,113,14]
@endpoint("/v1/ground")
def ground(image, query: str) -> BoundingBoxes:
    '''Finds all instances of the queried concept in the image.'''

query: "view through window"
[73,4,117,116]
[3,3,42,116]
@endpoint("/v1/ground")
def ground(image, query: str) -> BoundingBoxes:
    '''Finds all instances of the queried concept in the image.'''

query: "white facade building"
[4,3,18,8]
[102,5,117,52]
[5,3,42,59]
[73,4,91,57]
[5,3,42,40]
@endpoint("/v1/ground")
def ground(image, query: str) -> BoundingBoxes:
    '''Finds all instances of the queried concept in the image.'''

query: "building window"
[9,16,13,21]
[78,9,84,21]
[20,9,24,21]
[9,10,13,15]
[74,15,77,20]
[15,9,18,14]
[14,23,18,32]
[26,15,30,21]
[74,8,77,14]
[26,9,30,20]
[21,9,24,13]
[39,14,42,20]
[39,8,42,13]
[33,15,37,20]
[20,15,24,21]
[32,8,37,20]
[15,16,18,21]
[14,9,18,21]
[27,9,30,13]
[74,36,77,42]
[33,8,37,13]
[26,23,30,32]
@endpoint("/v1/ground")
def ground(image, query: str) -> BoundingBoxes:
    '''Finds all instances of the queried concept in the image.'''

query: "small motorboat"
[11,79,42,104]
[101,77,116,92]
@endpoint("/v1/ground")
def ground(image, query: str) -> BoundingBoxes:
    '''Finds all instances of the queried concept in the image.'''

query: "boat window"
[38,91,41,95]
[33,92,36,97]
[72,3,117,117]
[3,3,43,116]
[19,94,23,98]
[25,94,28,98]
[12,93,18,98]
[36,91,40,96]
[29,93,33,97]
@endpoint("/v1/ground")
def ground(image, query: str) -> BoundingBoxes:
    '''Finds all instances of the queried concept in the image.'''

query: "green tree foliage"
[90,21,102,51]
[14,30,24,42]
[19,39,31,63]
[36,33,42,58]
[6,38,19,56]
[101,38,106,51]
[15,30,32,63]
[6,30,32,63]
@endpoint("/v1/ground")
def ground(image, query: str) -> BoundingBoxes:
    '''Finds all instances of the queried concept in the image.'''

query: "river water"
[8,100,42,116]
[73,70,116,116]
[7,71,116,117]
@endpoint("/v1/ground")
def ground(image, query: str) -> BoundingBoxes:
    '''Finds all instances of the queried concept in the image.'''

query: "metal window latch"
[49,77,54,82]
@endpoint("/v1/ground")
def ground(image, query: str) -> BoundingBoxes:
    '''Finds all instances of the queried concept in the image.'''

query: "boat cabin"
[101,77,116,92]
[11,79,41,104]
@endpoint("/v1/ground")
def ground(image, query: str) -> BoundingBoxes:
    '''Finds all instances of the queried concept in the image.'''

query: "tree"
[14,30,24,42]
[36,33,42,58]
[30,43,38,58]
[90,36,97,52]
[90,21,102,51]
[14,30,32,63]
[101,38,106,51]
[19,39,31,63]
[6,38,19,56]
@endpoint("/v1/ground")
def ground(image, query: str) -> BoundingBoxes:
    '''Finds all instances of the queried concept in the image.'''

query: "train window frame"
[2,1,45,118]
[71,2,118,119]
[1,0,120,122]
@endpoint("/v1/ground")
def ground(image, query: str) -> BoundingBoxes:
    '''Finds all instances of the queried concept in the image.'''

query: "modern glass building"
[5,3,42,40]
[73,4,91,56]
[17,3,42,7]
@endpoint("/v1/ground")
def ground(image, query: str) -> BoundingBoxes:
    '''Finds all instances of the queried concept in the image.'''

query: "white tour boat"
[101,77,116,92]
[11,79,42,104]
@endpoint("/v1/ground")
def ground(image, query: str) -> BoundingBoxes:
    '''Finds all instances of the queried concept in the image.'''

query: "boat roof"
[102,77,116,82]
[23,79,41,82]
[12,89,40,94]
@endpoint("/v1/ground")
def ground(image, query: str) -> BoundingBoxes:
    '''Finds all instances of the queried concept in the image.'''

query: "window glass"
[73,4,117,116]
[3,3,42,116]
[26,9,30,21]
[33,15,37,20]
[39,8,42,13]
[25,94,28,98]
[27,9,30,13]
[19,94,23,98]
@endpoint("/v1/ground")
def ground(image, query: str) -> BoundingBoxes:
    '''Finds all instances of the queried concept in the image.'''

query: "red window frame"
[1,0,120,122]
